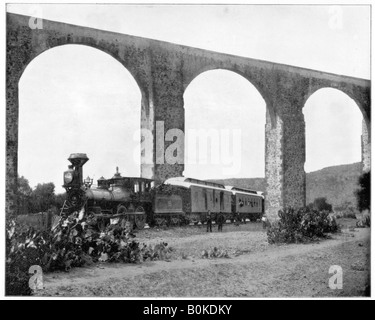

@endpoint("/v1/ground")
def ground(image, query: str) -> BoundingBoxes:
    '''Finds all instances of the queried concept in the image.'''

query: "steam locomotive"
[62,153,264,230]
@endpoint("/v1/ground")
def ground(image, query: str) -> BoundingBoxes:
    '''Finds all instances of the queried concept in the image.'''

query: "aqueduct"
[6,13,371,220]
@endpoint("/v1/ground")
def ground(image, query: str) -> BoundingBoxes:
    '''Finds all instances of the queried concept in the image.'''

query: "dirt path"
[36,224,370,297]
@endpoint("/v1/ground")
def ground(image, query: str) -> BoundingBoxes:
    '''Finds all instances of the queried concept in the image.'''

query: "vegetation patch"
[267,206,340,244]
[6,211,171,296]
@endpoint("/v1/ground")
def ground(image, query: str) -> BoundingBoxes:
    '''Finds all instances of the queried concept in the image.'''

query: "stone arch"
[6,24,149,214]
[17,42,147,100]
[303,86,370,172]
[302,83,370,129]
[183,66,277,127]
[182,68,267,179]
[18,44,144,190]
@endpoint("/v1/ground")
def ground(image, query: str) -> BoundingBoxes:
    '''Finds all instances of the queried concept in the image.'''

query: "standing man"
[217,214,225,232]
[235,211,241,226]
[206,210,212,232]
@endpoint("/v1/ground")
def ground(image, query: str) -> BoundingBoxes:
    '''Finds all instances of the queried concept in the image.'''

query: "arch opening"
[183,69,267,185]
[303,87,364,209]
[18,44,142,194]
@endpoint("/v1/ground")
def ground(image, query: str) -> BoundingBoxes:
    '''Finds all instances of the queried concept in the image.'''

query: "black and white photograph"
[3,1,372,301]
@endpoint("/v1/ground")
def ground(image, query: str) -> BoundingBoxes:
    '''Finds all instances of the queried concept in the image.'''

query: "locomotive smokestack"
[68,153,89,185]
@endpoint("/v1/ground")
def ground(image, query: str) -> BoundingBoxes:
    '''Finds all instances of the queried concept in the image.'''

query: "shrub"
[267,207,339,244]
[355,171,370,212]
[308,197,333,212]
[333,201,358,219]
[356,210,371,228]
[6,210,169,296]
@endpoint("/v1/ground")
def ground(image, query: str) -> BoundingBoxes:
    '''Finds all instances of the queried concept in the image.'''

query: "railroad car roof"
[164,177,230,192]
[99,176,154,183]
[225,186,264,197]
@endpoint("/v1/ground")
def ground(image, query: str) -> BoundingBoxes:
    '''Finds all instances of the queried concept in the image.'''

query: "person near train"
[217,214,225,232]
[235,211,241,226]
[206,210,212,232]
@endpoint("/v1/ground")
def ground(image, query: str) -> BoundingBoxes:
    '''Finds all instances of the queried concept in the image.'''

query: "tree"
[309,197,333,212]
[30,182,56,213]
[53,192,67,214]
[355,171,370,212]
[17,175,32,215]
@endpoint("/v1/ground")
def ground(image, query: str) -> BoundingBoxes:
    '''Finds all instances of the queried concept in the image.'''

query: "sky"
[6,3,370,193]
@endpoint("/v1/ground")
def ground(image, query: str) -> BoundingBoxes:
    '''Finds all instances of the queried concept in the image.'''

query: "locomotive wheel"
[117,204,127,215]
[135,215,146,229]
[68,190,83,209]
[135,206,146,229]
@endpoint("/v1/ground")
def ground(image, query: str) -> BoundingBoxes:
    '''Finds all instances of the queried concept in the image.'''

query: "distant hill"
[209,162,363,208]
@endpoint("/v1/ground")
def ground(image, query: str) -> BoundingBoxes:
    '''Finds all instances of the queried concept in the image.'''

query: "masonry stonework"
[6,13,370,219]
[362,119,371,173]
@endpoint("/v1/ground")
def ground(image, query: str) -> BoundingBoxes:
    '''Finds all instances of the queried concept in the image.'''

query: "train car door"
[206,189,208,211]
[220,191,224,211]
[191,186,199,213]
[208,190,213,211]
[224,192,231,213]
[212,189,217,211]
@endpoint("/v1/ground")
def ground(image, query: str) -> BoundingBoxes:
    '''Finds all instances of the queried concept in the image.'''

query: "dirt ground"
[35,219,370,298]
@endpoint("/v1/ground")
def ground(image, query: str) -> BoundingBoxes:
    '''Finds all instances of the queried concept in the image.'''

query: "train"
[62,153,264,230]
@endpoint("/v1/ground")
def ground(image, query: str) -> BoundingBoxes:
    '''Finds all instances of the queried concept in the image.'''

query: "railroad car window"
[134,182,139,193]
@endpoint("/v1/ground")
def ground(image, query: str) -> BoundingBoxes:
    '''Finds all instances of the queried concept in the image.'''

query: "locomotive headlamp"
[64,171,73,184]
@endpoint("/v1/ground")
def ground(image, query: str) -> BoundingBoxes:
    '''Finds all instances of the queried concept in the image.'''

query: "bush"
[308,197,333,212]
[267,207,340,244]
[6,210,169,296]
[355,171,370,212]
[333,201,358,219]
[356,210,371,228]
